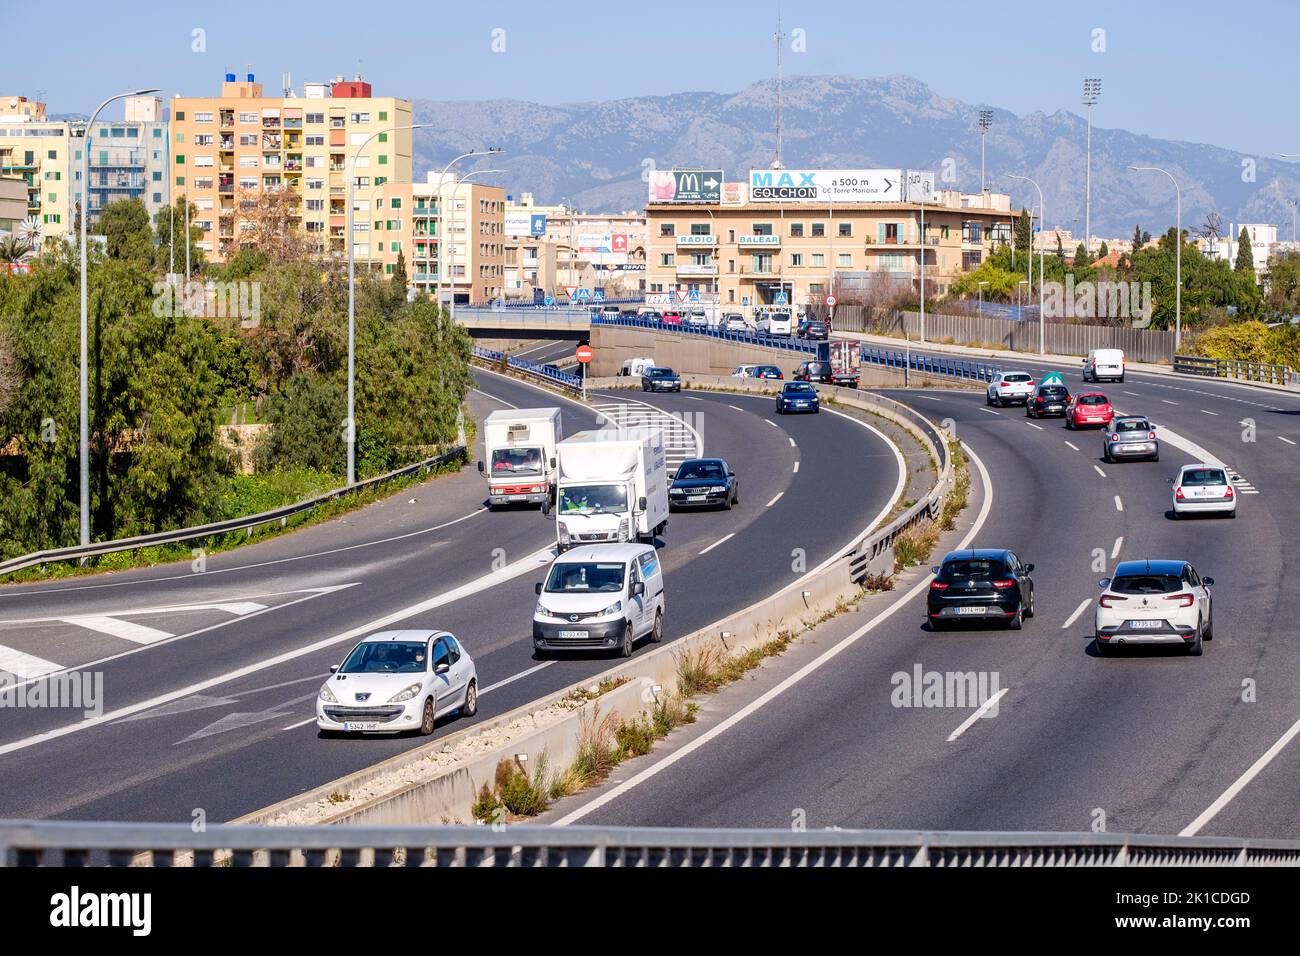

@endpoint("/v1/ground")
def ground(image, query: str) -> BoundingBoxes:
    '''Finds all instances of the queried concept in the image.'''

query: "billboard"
[578,232,629,266]
[903,170,936,203]
[504,211,547,237]
[748,169,904,203]
[648,169,723,204]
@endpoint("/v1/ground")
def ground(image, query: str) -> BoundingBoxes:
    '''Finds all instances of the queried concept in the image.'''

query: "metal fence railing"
[472,345,583,393]
[1174,354,1295,386]
[0,447,467,578]
[591,315,820,355]
[858,346,999,385]
[4,821,1298,866]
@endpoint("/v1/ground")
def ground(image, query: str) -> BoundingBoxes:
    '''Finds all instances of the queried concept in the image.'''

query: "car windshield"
[676,461,725,480]
[491,447,543,476]
[1039,386,1069,398]
[1111,574,1181,594]
[1079,394,1108,405]
[340,640,427,674]
[940,560,1002,580]
[545,561,626,593]
[1004,373,1032,383]
[1116,419,1149,433]
[758,366,780,375]
[1181,468,1227,486]
[785,383,815,393]
[647,368,673,377]
[558,484,628,514]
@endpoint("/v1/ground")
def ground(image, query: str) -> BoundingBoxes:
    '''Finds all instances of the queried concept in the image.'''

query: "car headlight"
[708,485,728,493]
[557,521,570,544]
[670,487,685,495]
[536,600,555,617]
[319,683,337,703]
[618,518,630,541]
[601,600,623,616]
[388,683,424,703]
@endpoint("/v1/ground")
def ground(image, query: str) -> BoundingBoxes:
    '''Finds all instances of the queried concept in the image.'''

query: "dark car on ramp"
[927,549,1035,630]
[669,458,738,510]
[641,366,681,392]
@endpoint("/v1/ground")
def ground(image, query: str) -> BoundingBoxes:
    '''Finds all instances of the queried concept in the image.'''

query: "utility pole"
[1083,78,1101,257]
[978,110,993,196]
[772,11,785,169]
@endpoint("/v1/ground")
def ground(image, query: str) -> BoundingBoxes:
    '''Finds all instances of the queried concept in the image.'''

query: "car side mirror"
[476,460,484,474]
[727,471,735,477]
[535,582,543,595]
[638,496,647,511]
[1099,578,1111,589]
[931,566,941,575]
[631,581,645,597]
[1024,563,1034,573]
[329,664,340,674]
[1203,577,1215,587]
[550,457,556,469]
[435,662,450,675]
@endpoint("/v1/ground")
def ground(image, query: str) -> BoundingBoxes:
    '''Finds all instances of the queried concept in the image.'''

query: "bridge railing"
[4,820,1297,866]
[472,345,583,393]
[858,345,1000,384]
[591,315,820,355]
[1174,354,1295,387]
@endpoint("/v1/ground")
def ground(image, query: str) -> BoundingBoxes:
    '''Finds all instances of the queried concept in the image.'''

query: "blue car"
[775,382,820,414]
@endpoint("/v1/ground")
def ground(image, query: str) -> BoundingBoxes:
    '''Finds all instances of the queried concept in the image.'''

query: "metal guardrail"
[592,315,820,355]
[4,821,1298,866]
[858,346,1000,384]
[0,447,467,577]
[471,345,583,392]
[1174,354,1294,386]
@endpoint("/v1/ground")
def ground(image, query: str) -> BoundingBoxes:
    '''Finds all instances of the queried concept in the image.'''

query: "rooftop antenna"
[282,71,293,97]
[772,9,785,169]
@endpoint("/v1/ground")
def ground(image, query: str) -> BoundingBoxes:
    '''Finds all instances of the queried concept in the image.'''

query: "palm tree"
[0,235,33,264]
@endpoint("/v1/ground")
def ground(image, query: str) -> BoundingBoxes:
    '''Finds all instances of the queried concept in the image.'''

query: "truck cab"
[477,408,563,508]
[545,428,670,551]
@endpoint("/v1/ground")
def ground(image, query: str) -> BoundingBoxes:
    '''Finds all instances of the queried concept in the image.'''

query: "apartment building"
[84,95,170,225]
[0,95,78,244]
[171,73,412,261]
[369,177,506,303]
[0,176,27,234]
[645,178,1015,311]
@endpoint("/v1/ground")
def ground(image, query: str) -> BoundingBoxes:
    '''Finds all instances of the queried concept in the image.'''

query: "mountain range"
[409,74,1299,242]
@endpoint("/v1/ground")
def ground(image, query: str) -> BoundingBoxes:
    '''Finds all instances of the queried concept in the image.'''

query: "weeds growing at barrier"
[472,754,552,821]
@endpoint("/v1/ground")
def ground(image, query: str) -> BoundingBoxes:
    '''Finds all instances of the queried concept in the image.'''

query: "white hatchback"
[1094,560,1214,656]
[317,629,477,736]
[1171,463,1237,519]
[986,371,1036,406]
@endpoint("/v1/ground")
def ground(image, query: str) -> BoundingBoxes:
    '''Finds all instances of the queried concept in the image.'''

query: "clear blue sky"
[10,0,1299,156]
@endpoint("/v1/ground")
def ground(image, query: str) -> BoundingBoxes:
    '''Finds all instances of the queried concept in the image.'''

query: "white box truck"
[547,428,670,550]
[478,408,563,508]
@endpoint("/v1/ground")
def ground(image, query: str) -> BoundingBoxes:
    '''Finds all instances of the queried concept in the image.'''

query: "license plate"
[687,495,706,502]
[508,494,526,500]
[1127,620,1162,629]
[956,606,987,616]
[559,630,589,639]
[343,721,381,732]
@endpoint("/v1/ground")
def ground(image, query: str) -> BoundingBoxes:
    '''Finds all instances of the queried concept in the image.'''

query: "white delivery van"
[756,309,794,336]
[618,357,656,377]
[477,408,562,508]
[546,428,670,551]
[1083,348,1126,383]
[532,543,665,657]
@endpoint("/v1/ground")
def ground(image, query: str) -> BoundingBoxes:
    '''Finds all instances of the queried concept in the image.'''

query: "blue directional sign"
[774,292,788,305]
[544,294,555,306]
[593,288,605,302]
[577,288,591,302]
[687,289,701,303]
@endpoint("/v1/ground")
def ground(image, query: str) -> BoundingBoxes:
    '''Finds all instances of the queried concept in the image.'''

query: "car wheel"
[1024,591,1035,619]
[1151,452,1159,462]
[986,392,993,406]
[1008,608,1023,630]
[1203,609,1214,641]
[1095,636,1109,657]
[419,697,436,735]
[1188,630,1204,656]
[723,493,732,511]
[650,610,663,643]
[1065,418,1074,430]
[619,622,634,658]
[929,618,946,632]
[732,486,739,506]
[462,680,478,717]
[1228,508,1237,520]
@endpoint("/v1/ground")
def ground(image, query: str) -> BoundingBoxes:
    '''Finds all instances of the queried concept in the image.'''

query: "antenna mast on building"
[282,72,293,97]
[772,10,785,169]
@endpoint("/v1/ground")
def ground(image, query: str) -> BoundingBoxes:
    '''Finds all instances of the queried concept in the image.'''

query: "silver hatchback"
[1103,416,1159,463]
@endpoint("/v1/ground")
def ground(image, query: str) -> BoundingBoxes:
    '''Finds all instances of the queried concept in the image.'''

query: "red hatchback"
[1066,392,1114,429]
[661,311,684,327]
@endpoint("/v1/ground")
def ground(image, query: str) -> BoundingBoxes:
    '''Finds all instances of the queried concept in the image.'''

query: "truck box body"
[482,408,563,507]
[553,428,669,549]
[826,339,861,387]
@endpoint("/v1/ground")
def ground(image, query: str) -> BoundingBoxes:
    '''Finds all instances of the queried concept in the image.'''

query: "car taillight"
[930,581,949,591]
[1148,431,1156,440]
[1175,487,1185,500]
[1110,433,1119,442]
[1164,594,1195,607]
[1224,486,1233,499]
[992,580,1016,589]
[1000,381,1009,387]
[1099,594,1127,607]
[1036,397,1045,404]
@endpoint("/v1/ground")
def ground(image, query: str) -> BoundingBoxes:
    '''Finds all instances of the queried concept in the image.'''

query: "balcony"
[676,262,717,276]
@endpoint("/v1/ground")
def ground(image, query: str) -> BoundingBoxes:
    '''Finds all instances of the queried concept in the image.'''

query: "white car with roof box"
[1171,463,1237,518]
[317,629,477,735]
[1083,348,1125,383]
[533,543,665,658]
[1094,559,1214,656]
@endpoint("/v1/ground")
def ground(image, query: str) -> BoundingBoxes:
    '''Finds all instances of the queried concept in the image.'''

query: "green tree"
[1235,227,1255,273]
[1097,241,1109,260]
[1013,210,1033,262]
[254,371,347,475]
[1265,250,1300,316]
[1073,243,1092,269]
[93,197,153,265]
[392,248,409,291]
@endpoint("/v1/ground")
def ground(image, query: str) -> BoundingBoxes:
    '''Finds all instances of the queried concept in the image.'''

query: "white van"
[1083,348,1125,383]
[532,543,665,658]
[617,357,656,377]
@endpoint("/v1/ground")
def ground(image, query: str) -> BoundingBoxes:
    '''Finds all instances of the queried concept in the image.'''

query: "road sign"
[593,289,604,302]
[675,289,689,303]
[544,294,555,306]
[687,289,701,303]
[575,345,593,364]
[577,288,591,302]
[564,286,578,299]
[825,294,838,308]
[1040,371,1065,385]
[775,292,788,305]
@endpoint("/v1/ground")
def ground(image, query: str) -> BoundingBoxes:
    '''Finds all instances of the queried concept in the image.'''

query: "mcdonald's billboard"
[647,169,723,204]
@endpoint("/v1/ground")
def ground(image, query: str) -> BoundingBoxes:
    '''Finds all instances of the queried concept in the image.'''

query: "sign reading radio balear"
[648,169,723,204]
[749,169,907,203]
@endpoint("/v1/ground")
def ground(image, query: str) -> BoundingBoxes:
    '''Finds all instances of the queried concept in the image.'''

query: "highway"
[0,368,902,823]
[545,355,1300,840]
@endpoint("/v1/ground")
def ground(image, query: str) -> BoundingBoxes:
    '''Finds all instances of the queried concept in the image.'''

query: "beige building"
[171,72,412,261]
[645,186,1016,311]
[1,175,27,235]
[0,95,79,244]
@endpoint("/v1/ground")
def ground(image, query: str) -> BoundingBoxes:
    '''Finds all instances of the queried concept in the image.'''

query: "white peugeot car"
[317,629,477,736]
[1094,560,1214,656]
[1171,463,1237,519]
[986,371,1036,406]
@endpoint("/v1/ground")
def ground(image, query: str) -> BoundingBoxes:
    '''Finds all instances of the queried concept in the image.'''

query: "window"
[378,132,387,143]
[238,156,258,168]
[175,154,185,164]
[660,253,675,266]
[195,134,213,146]
[175,111,185,121]
[391,241,400,253]
[193,155,214,167]
[350,112,371,124]
[964,221,983,243]
[838,222,852,237]
[690,222,710,235]
[838,253,852,267]
[306,178,324,190]
[153,192,162,204]
[195,112,214,123]
[239,112,258,124]
[811,223,825,237]
[752,223,772,235]
[660,223,675,237]
[379,111,388,121]
[46,149,57,160]
[790,253,803,267]
[174,133,185,144]
[391,197,402,209]
[175,176,185,186]
[306,134,324,146]
[239,134,258,146]
[152,171,161,181]
[306,112,324,124]
[378,154,387,165]
[811,253,825,267]
[790,223,804,237]
[306,199,324,211]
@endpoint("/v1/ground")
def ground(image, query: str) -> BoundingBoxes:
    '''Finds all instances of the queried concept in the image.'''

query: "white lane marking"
[0,646,62,680]
[979,407,1000,415]
[1114,496,1124,512]
[1181,715,1300,837]
[1094,465,1107,478]
[698,533,736,556]
[916,395,943,402]
[479,660,555,696]
[686,396,703,401]
[1111,537,1123,559]
[1123,391,1140,396]
[553,442,996,826]
[1065,441,1079,451]
[765,492,784,507]
[765,419,778,427]
[1149,421,1227,466]
[727,405,743,412]
[1,601,267,626]
[1279,436,1297,446]
[947,688,1010,743]
[792,461,800,473]
[59,616,172,644]
[471,388,517,409]
[281,716,317,731]
[1161,399,1179,405]
[1200,409,1218,416]
[1062,599,1092,630]
[0,550,556,759]
[1025,421,1043,431]
[788,437,796,448]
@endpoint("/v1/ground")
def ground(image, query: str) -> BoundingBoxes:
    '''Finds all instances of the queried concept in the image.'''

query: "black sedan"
[797,319,829,340]
[927,548,1035,630]
[1026,383,1071,418]
[641,367,681,392]
[669,458,739,510]
[775,381,820,414]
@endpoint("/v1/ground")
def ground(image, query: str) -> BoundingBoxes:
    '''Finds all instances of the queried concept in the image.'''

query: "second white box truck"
[546,428,669,550]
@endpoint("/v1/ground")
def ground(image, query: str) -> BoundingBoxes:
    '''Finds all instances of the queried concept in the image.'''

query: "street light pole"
[1083,79,1101,257]
[1017,279,1028,318]
[1130,165,1182,350]
[435,148,502,315]
[346,123,426,486]
[918,196,926,343]
[978,280,989,318]
[80,87,159,547]
[978,110,993,196]
[1007,173,1045,354]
